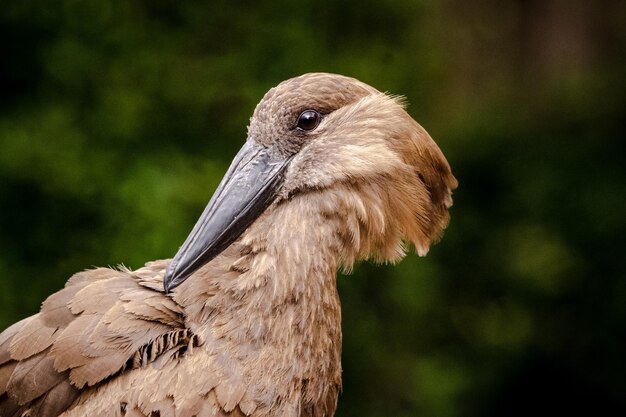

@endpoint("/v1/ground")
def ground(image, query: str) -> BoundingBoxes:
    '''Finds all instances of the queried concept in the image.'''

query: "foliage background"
[1,1,624,416]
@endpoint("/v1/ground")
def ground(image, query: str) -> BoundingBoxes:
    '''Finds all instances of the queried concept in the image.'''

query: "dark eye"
[296,110,321,131]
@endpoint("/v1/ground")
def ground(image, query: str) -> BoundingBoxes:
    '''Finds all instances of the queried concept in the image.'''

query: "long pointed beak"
[163,140,291,292]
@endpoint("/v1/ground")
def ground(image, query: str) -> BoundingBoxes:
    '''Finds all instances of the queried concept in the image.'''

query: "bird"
[0,72,457,417]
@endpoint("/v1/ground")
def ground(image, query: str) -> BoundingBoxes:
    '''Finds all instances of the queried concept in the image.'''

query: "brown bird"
[0,73,456,417]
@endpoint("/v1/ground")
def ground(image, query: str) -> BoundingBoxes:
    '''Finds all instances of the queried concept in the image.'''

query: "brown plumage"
[0,73,457,417]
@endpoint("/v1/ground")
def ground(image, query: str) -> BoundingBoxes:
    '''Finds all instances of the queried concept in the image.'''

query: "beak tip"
[163,141,290,293]
[163,262,177,293]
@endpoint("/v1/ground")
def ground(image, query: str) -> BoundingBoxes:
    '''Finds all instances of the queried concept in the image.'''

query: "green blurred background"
[1,1,625,416]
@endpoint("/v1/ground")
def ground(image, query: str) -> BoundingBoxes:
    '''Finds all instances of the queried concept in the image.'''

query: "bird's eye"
[296,110,321,131]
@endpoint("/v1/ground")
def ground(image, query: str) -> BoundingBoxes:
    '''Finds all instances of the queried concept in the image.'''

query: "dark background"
[1,1,625,416]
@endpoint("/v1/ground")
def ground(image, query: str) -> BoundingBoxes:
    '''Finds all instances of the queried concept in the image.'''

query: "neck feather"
[173,188,357,415]
[171,180,417,415]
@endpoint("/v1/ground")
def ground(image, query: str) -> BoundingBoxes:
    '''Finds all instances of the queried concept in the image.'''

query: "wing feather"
[6,352,66,404]
[0,262,189,416]
[0,318,28,366]
[9,315,58,361]
[20,380,78,417]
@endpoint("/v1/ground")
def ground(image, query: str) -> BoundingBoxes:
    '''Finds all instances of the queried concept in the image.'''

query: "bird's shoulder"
[0,260,197,417]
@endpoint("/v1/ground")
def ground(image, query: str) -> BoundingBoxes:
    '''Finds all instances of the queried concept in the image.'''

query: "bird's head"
[164,73,457,292]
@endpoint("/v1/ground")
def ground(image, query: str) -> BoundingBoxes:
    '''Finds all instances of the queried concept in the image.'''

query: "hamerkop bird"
[0,73,456,417]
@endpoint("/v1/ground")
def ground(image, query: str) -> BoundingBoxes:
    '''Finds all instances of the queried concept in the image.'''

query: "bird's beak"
[163,140,291,292]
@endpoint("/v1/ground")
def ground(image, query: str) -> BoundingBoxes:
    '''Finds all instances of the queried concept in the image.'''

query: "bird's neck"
[174,190,350,414]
